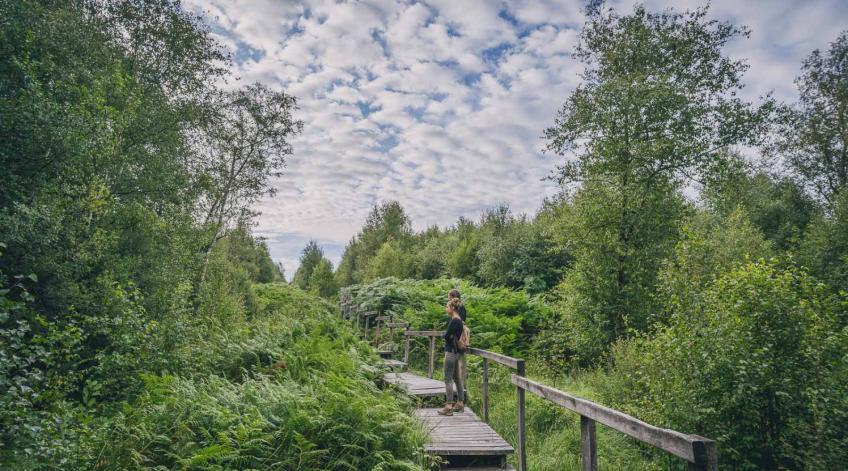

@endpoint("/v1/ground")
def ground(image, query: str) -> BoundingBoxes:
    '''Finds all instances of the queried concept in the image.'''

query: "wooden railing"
[403,329,441,378]
[511,375,717,471]
[468,347,527,471]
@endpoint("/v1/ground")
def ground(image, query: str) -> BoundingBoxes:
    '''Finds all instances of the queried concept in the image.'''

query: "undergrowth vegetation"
[93,284,427,471]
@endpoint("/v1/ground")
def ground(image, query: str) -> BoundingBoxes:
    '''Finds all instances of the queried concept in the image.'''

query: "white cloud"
[182,0,848,274]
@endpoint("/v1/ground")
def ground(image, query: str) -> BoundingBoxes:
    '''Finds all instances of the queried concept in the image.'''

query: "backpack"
[456,322,470,352]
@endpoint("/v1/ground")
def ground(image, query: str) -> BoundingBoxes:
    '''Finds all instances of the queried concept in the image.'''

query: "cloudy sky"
[182,0,847,277]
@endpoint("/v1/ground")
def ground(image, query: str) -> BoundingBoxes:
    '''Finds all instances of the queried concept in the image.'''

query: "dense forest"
[1,1,846,470]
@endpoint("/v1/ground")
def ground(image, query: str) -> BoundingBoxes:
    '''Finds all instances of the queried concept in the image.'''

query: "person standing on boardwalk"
[448,289,468,393]
[438,297,466,415]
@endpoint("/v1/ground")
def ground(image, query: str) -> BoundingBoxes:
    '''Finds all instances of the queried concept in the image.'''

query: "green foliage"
[533,182,685,367]
[656,209,774,323]
[84,283,425,470]
[0,2,420,468]
[292,241,338,298]
[308,258,339,299]
[704,168,818,250]
[215,227,284,283]
[344,278,550,358]
[602,261,848,469]
[798,187,848,291]
[542,4,773,362]
[336,201,414,286]
[366,239,414,281]
[292,240,326,290]
[338,202,570,293]
[774,30,848,205]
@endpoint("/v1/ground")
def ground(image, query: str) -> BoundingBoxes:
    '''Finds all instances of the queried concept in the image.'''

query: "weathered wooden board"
[414,408,514,457]
[384,372,445,397]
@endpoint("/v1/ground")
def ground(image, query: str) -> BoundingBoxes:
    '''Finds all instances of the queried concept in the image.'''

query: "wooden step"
[384,372,445,397]
[414,408,514,457]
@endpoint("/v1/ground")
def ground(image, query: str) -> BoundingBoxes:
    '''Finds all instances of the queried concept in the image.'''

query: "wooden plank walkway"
[414,408,514,457]
[384,372,445,397]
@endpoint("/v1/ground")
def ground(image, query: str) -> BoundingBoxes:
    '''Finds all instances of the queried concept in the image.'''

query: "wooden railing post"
[428,336,436,379]
[364,316,369,339]
[580,416,597,471]
[688,438,717,471]
[482,357,489,422]
[516,359,526,471]
[403,327,410,365]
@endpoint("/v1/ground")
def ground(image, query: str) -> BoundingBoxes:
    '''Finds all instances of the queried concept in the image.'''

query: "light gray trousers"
[444,351,466,403]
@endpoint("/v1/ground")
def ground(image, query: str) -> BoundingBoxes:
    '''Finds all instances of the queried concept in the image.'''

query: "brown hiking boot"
[437,403,454,416]
[452,401,465,412]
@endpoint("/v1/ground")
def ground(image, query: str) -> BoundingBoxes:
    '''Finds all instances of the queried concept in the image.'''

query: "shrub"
[602,260,848,469]
[344,278,550,358]
[85,283,428,470]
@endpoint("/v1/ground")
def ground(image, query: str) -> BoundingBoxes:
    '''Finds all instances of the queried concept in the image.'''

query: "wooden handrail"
[511,375,717,471]
[404,330,442,337]
[464,348,526,469]
[468,347,523,370]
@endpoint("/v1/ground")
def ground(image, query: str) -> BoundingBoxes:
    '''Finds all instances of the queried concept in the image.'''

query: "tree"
[292,241,325,290]
[308,258,338,298]
[798,187,848,291]
[412,227,448,279]
[775,31,848,205]
[607,261,848,469]
[336,201,412,285]
[196,83,303,279]
[446,217,481,281]
[656,209,773,324]
[543,5,772,351]
[364,239,412,281]
[703,165,818,251]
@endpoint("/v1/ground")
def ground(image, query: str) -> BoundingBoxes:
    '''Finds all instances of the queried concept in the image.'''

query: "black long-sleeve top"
[444,316,463,353]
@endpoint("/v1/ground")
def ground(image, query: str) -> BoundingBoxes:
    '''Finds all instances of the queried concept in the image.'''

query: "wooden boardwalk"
[414,408,514,457]
[342,297,718,471]
[384,372,445,397]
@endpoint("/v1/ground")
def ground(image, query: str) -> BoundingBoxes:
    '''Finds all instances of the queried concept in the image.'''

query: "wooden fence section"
[511,375,717,471]
[403,329,441,378]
